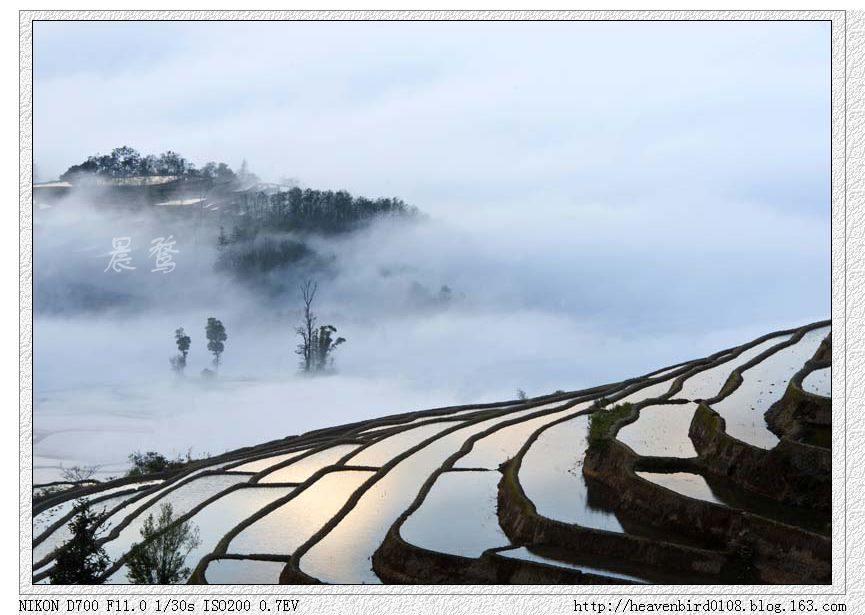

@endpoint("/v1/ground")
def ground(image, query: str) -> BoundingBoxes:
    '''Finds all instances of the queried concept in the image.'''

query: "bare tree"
[295,280,318,372]
[61,464,99,483]
[295,280,346,373]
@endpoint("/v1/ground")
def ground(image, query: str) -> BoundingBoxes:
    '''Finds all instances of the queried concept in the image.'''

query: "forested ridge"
[56,146,420,279]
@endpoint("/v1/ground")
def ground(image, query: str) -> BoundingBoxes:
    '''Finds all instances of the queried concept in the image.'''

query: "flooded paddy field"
[33,322,831,585]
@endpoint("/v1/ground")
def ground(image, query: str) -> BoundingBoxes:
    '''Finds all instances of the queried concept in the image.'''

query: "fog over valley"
[32,20,830,481]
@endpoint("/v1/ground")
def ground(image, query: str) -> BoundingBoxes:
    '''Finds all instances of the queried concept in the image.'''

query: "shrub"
[127,451,192,477]
[587,403,633,447]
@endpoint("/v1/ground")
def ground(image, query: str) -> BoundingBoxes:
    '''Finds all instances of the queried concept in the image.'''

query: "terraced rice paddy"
[401,472,506,557]
[802,367,831,398]
[635,471,722,504]
[711,326,829,449]
[32,321,832,585]
[229,471,373,557]
[617,403,698,457]
[519,412,624,532]
[498,546,648,583]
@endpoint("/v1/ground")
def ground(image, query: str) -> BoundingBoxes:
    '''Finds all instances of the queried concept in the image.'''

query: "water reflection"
[455,403,587,469]
[230,470,374,555]
[637,470,830,535]
[802,367,831,398]
[701,473,830,535]
[635,471,722,504]
[205,558,285,584]
[616,379,675,406]
[401,471,508,557]
[175,486,293,581]
[230,451,307,474]
[359,407,485,434]
[299,406,546,584]
[674,335,792,402]
[498,545,647,583]
[258,445,358,483]
[101,474,248,563]
[519,415,624,532]
[617,403,698,458]
[351,423,457,466]
[712,327,829,449]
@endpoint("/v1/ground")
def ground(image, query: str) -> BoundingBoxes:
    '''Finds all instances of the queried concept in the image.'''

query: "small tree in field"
[61,464,98,483]
[170,327,191,373]
[295,280,318,372]
[314,325,346,371]
[205,318,227,367]
[294,280,346,373]
[49,500,111,584]
[126,502,201,584]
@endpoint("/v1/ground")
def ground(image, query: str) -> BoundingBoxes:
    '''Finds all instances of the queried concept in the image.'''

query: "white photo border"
[19,8,855,605]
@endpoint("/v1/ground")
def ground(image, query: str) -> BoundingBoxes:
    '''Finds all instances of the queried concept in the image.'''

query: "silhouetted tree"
[170,327,191,373]
[49,501,111,584]
[314,325,346,371]
[175,328,191,360]
[200,162,236,183]
[295,281,346,373]
[59,147,238,183]
[205,318,227,367]
[127,450,192,477]
[295,280,318,373]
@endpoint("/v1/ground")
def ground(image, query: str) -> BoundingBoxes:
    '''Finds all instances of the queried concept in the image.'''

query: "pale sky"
[34,20,830,217]
[32,20,833,465]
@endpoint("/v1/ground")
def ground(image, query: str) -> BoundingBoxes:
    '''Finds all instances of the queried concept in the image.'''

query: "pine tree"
[49,500,111,584]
